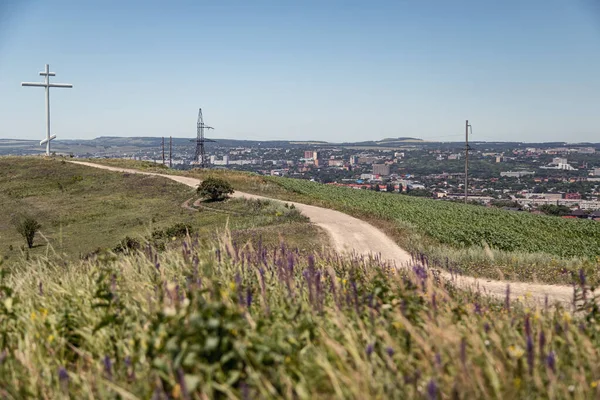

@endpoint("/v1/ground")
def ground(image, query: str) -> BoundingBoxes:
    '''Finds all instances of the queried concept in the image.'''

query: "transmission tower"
[192,108,214,168]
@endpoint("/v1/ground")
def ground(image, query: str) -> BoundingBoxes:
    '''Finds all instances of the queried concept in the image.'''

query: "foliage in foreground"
[1,235,600,399]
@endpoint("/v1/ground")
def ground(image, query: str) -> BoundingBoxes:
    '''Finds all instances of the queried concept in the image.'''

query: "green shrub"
[14,215,41,249]
[198,177,234,201]
[113,236,140,253]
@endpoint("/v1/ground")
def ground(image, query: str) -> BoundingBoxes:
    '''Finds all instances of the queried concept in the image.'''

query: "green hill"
[0,157,326,260]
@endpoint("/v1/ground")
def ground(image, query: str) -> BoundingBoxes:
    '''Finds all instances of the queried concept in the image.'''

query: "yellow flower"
[30,311,36,322]
[285,356,291,363]
[40,308,48,319]
[508,345,525,359]
[514,377,521,389]
[342,279,347,285]
[392,321,403,330]
[229,282,236,291]
[591,380,599,388]
[172,383,181,399]
[48,335,55,343]
[563,312,572,324]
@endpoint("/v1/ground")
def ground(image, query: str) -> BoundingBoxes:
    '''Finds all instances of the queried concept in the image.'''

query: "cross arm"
[21,82,73,88]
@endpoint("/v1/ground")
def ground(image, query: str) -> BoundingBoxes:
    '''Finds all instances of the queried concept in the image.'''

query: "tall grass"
[1,231,599,399]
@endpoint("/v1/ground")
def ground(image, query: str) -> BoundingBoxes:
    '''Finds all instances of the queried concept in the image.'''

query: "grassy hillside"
[0,157,327,260]
[1,233,599,398]
[78,159,600,285]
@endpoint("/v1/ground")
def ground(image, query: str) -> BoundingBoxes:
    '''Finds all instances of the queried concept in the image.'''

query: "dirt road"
[70,161,579,306]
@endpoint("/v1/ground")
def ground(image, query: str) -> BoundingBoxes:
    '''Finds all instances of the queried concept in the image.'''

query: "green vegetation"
[0,157,327,261]
[13,215,41,249]
[539,204,572,217]
[2,234,600,398]
[80,159,600,285]
[197,177,234,201]
[270,178,599,257]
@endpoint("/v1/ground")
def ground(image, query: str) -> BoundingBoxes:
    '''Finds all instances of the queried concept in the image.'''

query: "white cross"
[22,64,73,156]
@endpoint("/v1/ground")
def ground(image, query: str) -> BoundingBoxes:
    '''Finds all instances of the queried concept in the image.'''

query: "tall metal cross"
[22,64,73,156]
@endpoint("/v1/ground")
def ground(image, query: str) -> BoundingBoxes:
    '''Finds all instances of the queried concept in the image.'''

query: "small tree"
[197,177,234,201]
[15,215,41,249]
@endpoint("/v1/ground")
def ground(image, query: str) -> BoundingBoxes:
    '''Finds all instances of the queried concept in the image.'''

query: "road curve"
[70,161,579,306]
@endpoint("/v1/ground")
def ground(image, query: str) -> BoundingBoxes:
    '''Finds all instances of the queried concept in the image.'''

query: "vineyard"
[269,178,600,258]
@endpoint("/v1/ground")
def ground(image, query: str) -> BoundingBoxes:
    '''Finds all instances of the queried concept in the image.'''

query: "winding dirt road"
[71,161,580,306]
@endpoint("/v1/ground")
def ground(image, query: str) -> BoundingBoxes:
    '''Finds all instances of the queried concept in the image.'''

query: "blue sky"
[1,0,599,143]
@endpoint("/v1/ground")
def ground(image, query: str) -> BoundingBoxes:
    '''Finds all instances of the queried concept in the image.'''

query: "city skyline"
[1,0,600,143]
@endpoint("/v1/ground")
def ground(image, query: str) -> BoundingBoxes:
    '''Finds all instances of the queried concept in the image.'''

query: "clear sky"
[1,0,599,143]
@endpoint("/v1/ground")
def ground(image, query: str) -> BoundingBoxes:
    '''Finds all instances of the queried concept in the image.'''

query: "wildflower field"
[1,233,599,399]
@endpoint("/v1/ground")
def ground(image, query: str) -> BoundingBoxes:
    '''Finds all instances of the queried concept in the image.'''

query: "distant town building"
[500,171,535,178]
[552,157,568,165]
[576,147,596,154]
[312,151,320,161]
[372,164,391,176]
[349,155,359,165]
[304,151,313,159]
[564,192,582,200]
[358,156,379,164]
[448,154,461,160]
[495,156,503,163]
[593,168,600,177]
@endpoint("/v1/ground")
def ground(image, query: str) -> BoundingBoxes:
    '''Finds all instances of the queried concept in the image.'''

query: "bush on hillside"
[197,177,234,201]
[14,215,41,249]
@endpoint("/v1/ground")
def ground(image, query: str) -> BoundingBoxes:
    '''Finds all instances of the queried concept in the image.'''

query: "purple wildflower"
[287,253,295,275]
[505,285,510,311]
[177,368,190,400]
[524,314,531,338]
[246,287,253,308]
[539,330,546,361]
[386,346,394,358]
[39,281,43,296]
[58,366,69,390]
[103,355,112,380]
[526,335,534,373]
[351,280,360,314]
[546,351,556,373]
[366,343,374,358]
[427,379,438,400]
[435,352,442,368]
[413,265,427,281]
[241,381,250,400]
[125,356,135,382]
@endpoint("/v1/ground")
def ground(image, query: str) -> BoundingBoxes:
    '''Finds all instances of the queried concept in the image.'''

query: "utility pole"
[169,136,172,168]
[21,64,73,156]
[464,120,472,204]
[162,137,165,164]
